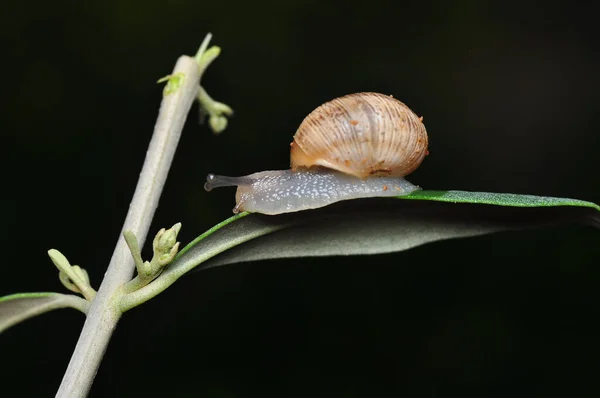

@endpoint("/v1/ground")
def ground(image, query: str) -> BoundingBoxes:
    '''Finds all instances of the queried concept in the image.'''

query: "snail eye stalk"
[204,174,254,191]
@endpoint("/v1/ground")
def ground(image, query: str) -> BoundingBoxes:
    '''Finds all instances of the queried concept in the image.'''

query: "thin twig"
[55,56,201,397]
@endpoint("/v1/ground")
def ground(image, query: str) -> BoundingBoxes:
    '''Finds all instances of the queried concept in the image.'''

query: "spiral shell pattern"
[290,92,428,178]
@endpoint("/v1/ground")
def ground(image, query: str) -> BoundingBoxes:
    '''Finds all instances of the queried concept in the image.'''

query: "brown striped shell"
[290,92,428,179]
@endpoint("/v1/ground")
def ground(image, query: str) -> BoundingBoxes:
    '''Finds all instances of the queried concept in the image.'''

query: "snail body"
[205,92,428,215]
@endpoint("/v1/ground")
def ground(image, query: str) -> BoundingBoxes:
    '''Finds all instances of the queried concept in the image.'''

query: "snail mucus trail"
[204,92,429,215]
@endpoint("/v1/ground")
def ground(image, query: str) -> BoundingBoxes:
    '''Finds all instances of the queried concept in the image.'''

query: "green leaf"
[400,190,600,210]
[166,190,599,277]
[0,292,89,334]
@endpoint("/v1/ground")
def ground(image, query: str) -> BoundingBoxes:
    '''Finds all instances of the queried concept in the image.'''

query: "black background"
[2,1,600,396]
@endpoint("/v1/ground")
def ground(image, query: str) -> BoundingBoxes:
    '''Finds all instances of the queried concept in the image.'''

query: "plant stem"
[55,55,201,397]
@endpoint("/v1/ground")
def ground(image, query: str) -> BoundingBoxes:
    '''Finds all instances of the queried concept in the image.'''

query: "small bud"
[153,228,166,251]
[212,101,234,116]
[209,115,228,134]
[71,265,90,286]
[140,261,152,277]
[157,72,185,95]
[151,223,182,269]
[198,46,221,69]
[156,242,180,267]
[59,272,81,294]
[48,249,71,273]
[155,223,181,254]
[49,250,96,300]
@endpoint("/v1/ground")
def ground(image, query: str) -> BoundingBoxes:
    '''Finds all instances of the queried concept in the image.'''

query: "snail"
[205,92,429,215]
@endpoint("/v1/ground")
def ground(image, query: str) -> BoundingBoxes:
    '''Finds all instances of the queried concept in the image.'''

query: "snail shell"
[205,92,429,215]
[290,92,428,178]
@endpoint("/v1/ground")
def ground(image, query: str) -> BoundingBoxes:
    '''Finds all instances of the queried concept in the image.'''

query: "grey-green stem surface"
[55,56,201,397]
